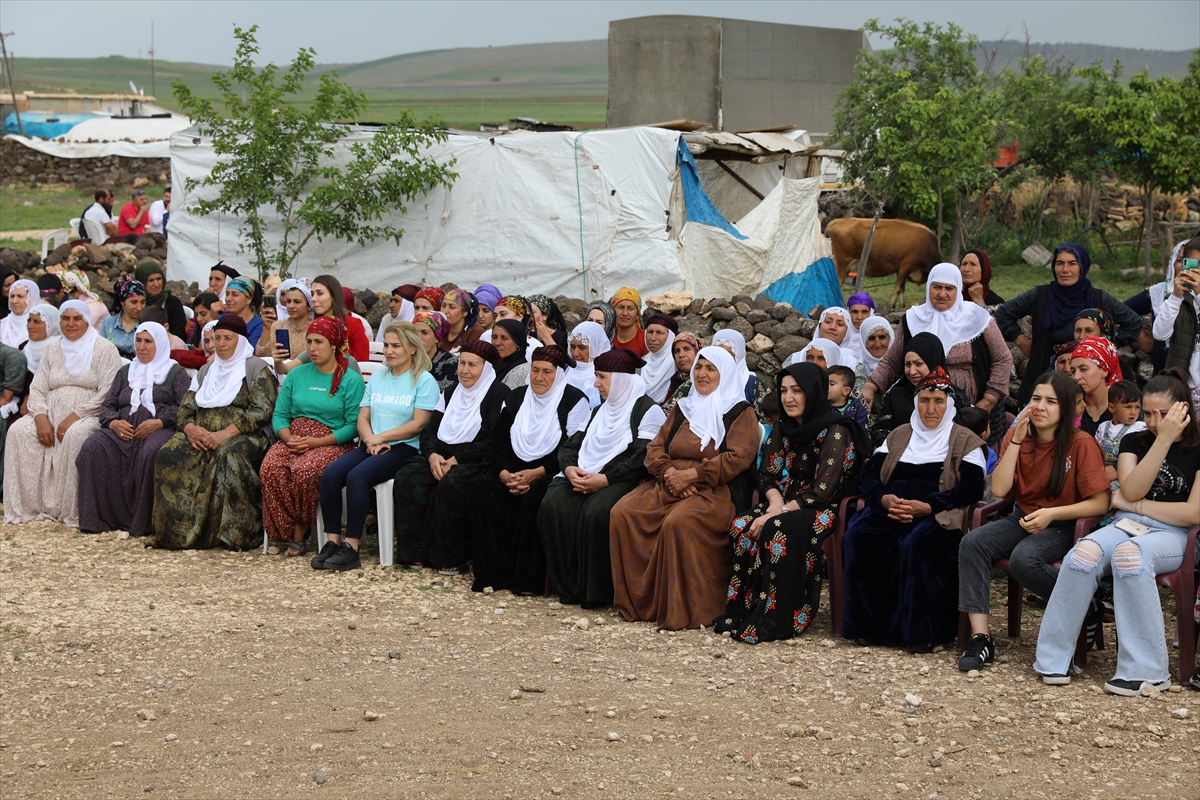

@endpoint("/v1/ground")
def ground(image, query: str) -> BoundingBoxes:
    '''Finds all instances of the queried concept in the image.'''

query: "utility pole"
[149,20,155,99]
[0,32,22,136]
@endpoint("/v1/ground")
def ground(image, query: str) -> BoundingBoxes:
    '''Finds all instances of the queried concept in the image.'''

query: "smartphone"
[1115,517,1151,537]
[275,329,290,352]
[1182,258,1199,271]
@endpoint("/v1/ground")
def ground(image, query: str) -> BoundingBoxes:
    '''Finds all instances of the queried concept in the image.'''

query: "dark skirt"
[714,500,837,644]
[538,476,639,607]
[76,425,176,536]
[469,470,552,595]
[841,474,962,646]
[393,458,475,570]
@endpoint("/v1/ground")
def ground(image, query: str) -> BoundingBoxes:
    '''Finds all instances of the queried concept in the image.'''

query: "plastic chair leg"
[1006,575,1023,639]
[314,488,348,551]
[374,479,394,568]
[261,531,269,555]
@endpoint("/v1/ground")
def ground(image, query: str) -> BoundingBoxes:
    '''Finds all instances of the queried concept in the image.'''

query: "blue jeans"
[319,443,418,540]
[1033,512,1187,683]
[958,507,1076,615]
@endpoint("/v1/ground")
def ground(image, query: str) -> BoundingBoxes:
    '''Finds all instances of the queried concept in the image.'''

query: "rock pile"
[0,137,171,189]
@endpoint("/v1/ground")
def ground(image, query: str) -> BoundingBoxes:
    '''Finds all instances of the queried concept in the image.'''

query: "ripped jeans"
[1033,512,1187,683]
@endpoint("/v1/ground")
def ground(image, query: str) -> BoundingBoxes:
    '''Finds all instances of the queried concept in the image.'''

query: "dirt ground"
[1,519,1197,800]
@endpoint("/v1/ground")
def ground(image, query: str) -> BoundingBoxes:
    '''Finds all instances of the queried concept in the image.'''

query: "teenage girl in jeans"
[1034,368,1200,693]
[957,371,1111,672]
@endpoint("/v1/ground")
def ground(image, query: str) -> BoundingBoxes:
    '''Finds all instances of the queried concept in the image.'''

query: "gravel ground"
[1,518,1197,800]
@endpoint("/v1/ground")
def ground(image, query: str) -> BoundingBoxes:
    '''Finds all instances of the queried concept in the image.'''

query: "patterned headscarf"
[916,366,955,394]
[584,301,616,338]
[395,284,421,302]
[113,276,146,312]
[226,276,255,306]
[497,296,538,341]
[645,312,679,334]
[528,293,566,332]
[415,287,445,311]
[413,310,451,341]
[445,288,480,332]
[609,287,643,328]
[60,268,100,301]
[673,331,702,354]
[962,249,993,298]
[1073,308,1115,342]
[1053,340,1079,369]
[593,347,644,374]
[307,316,349,397]
[460,339,501,366]
[531,344,576,370]
[1071,336,1120,387]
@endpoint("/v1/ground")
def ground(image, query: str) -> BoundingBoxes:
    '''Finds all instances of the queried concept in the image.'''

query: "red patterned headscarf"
[1071,336,1120,387]
[307,316,348,396]
[916,365,955,394]
[415,287,445,311]
[413,310,451,341]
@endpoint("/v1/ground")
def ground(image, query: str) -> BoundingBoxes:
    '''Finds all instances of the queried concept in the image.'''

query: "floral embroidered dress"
[715,421,859,643]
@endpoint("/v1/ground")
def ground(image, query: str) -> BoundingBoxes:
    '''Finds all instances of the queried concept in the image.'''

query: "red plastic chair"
[1154,526,1199,683]
[822,494,864,636]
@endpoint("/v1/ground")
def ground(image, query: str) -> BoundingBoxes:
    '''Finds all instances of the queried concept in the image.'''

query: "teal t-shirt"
[272,362,365,444]
[361,367,440,447]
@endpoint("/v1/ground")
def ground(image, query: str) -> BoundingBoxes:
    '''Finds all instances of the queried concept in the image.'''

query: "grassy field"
[0,184,169,250]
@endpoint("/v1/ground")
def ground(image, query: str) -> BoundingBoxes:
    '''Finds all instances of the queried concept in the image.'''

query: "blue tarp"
[763,256,843,313]
[676,138,746,240]
[4,112,104,138]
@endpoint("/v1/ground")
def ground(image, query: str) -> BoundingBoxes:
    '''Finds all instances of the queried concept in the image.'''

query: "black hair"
[1106,380,1141,406]
[1139,367,1200,451]
[954,406,989,438]
[139,306,169,325]
[164,185,171,193]
[827,365,855,387]
[1021,371,1081,499]
[1183,236,1200,256]
[192,291,219,310]
[761,391,781,419]
[312,274,347,320]
[94,188,109,202]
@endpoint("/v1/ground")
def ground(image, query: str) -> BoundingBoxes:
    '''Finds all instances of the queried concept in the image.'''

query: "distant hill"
[977,41,1196,78]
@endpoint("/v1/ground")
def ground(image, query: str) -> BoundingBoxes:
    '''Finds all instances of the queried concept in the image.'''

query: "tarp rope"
[573,130,596,299]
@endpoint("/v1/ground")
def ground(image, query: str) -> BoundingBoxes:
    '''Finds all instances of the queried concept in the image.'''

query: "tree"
[1066,54,1200,281]
[831,19,1000,296]
[172,26,457,281]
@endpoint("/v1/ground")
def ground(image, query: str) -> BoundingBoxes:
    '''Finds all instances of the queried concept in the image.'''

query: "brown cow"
[825,218,942,309]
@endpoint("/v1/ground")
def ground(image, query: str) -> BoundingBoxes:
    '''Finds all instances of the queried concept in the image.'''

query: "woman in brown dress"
[609,345,759,630]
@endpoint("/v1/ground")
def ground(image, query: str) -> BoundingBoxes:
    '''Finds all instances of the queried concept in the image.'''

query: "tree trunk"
[855,204,883,293]
[936,187,944,253]
[1084,183,1095,228]
[1143,183,1155,284]
[1035,180,1052,242]
[948,194,965,264]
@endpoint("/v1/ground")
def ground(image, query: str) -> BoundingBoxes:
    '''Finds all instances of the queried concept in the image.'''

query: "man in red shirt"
[116,189,150,236]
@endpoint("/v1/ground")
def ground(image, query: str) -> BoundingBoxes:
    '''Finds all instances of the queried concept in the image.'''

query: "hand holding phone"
[274,328,290,360]
[1181,257,1199,271]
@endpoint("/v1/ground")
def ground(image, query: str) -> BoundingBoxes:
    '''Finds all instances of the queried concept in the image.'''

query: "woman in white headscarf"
[854,315,894,393]
[711,328,769,422]
[862,263,1012,444]
[541,347,668,607]
[640,312,678,405]
[816,307,861,369]
[3,300,122,527]
[609,346,760,630]
[259,278,314,361]
[467,344,590,595]
[565,320,610,409]
[76,322,193,537]
[150,314,278,550]
[23,304,62,376]
[0,279,39,348]
[841,367,987,651]
[785,337,845,370]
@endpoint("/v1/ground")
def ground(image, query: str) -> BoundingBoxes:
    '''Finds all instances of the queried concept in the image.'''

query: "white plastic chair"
[41,228,72,259]
[313,481,395,567]
[359,360,385,379]
[368,341,385,363]
[81,217,107,243]
[182,305,194,321]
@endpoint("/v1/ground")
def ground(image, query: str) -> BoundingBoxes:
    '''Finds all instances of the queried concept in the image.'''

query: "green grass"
[0,185,168,234]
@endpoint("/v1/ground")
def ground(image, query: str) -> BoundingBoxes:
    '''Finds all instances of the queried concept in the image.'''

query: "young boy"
[827,366,868,427]
[1093,380,1146,490]
[757,391,781,469]
[954,406,996,479]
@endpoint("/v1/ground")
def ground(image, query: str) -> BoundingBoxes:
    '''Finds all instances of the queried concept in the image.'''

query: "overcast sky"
[3,0,1197,64]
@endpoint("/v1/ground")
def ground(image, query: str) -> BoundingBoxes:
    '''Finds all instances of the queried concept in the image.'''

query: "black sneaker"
[321,541,361,572]
[1189,670,1199,691]
[310,540,339,570]
[1041,673,1071,685]
[1103,678,1171,696]
[958,633,995,672]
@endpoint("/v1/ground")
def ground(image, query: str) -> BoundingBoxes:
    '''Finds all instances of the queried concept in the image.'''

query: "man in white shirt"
[148,187,171,235]
[81,189,117,239]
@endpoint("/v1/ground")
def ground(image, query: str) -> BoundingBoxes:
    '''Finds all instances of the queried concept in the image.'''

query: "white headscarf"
[435,360,497,445]
[24,304,62,374]
[876,390,986,471]
[276,278,314,322]
[194,329,255,409]
[0,279,39,348]
[818,307,858,360]
[785,337,844,369]
[127,321,173,417]
[710,329,752,402]
[640,322,677,404]
[904,263,993,346]
[58,299,101,376]
[857,315,893,375]
[677,345,743,451]
[577,371,645,473]
[565,321,610,398]
[510,358,571,462]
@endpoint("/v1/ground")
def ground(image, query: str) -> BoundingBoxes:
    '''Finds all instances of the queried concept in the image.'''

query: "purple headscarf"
[1044,242,1094,331]
[474,284,503,312]
[846,292,875,310]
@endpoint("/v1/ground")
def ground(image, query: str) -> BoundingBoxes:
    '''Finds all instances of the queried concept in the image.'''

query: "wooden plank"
[738,131,806,153]
[731,124,799,134]
[647,119,712,132]
[714,160,765,200]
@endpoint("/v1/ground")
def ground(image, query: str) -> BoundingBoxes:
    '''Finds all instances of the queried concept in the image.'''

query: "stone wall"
[0,137,171,189]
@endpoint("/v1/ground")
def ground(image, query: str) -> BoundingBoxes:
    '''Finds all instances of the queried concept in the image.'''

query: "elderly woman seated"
[467,345,590,595]
[841,367,987,651]
[151,315,279,550]
[609,346,759,630]
[715,363,868,644]
[76,322,192,536]
[392,341,511,572]
[4,301,122,527]
[540,348,667,607]
[868,332,970,446]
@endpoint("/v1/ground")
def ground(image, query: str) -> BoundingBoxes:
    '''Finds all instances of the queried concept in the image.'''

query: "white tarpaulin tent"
[167,124,841,307]
[8,116,191,159]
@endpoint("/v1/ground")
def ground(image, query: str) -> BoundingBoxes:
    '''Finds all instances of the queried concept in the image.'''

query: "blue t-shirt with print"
[361,367,440,447]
